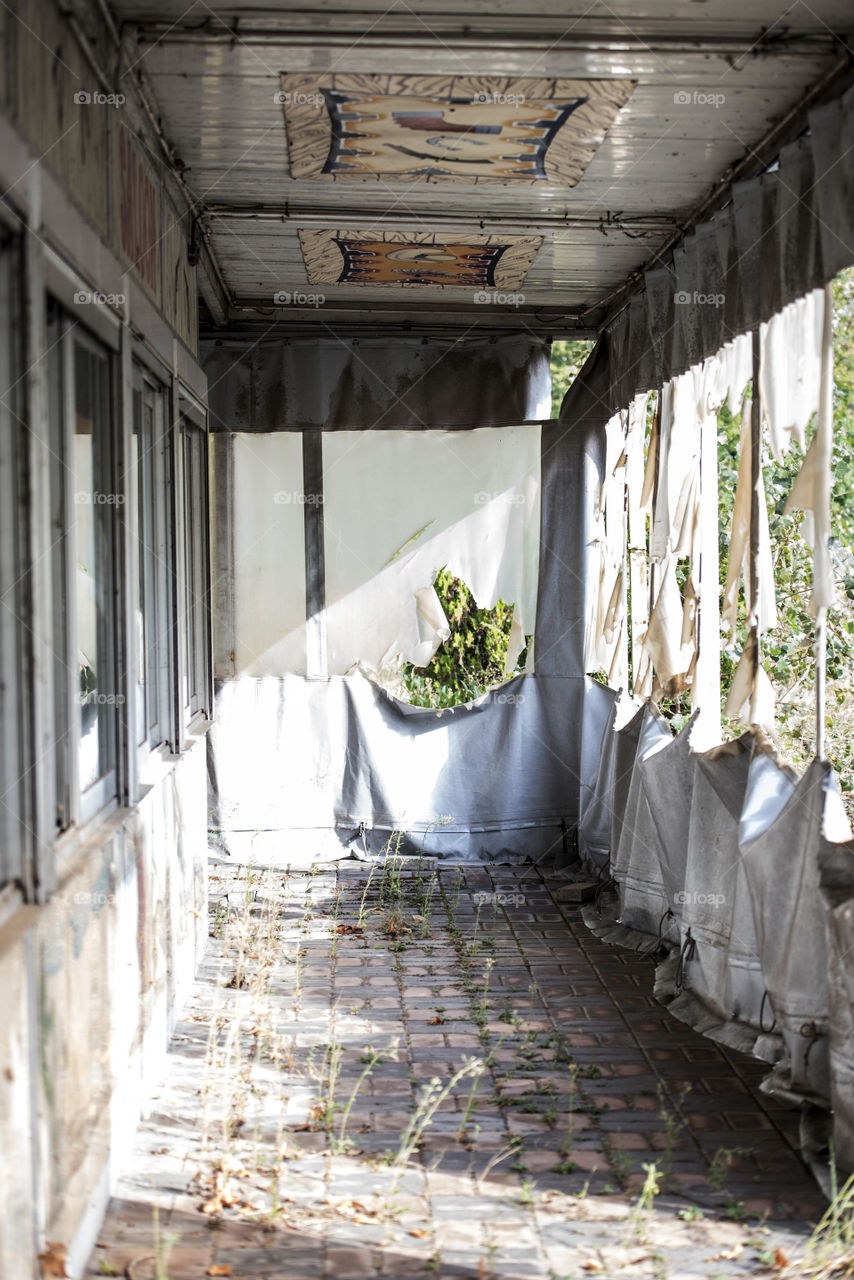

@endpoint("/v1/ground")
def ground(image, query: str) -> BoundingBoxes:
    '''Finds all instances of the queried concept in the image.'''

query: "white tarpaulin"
[666,736,765,1044]
[759,290,824,462]
[322,426,541,678]
[784,283,836,618]
[213,433,308,677]
[741,758,851,1108]
[612,705,673,939]
[819,830,854,1177]
[208,670,606,864]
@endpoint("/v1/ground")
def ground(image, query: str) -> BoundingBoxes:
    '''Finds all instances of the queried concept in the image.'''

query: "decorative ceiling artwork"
[280,74,635,185]
[298,230,543,289]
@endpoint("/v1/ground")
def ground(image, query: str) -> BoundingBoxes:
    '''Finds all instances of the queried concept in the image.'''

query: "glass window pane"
[133,374,170,752]
[47,306,70,829]
[0,235,25,878]
[73,338,115,794]
[133,384,146,746]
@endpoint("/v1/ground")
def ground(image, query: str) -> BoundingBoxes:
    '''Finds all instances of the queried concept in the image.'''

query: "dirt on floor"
[84,860,832,1280]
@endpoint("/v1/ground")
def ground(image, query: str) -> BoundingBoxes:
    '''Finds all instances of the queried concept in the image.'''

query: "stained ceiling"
[104,0,854,336]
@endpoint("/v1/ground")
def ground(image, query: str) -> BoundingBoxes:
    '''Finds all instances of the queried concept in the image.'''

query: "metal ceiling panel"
[106,0,853,331]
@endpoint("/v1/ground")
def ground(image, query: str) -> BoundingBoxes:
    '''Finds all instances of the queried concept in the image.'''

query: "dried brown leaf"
[38,1244,69,1278]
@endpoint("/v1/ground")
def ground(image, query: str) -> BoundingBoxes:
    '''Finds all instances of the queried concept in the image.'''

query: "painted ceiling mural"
[299,230,543,289]
[281,74,635,186]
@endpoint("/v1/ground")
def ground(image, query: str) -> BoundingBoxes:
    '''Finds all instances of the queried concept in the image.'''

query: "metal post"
[749,329,762,690]
[693,389,722,748]
[815,281,834,759]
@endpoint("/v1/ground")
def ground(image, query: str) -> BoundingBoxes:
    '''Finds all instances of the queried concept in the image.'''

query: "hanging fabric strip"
[721,399,778,637]
[722,406,752,633]
[723,632,776,727]
[784,282,836,619]
[759,290,824,463]
[644,557,695,695]
[626,393,651,699]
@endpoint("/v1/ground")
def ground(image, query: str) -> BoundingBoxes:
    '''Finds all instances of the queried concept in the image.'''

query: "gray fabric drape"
[559,81,854,430]
[209,671,609,864]
[740,758,834,1108]
[577,690,619,874]
[638,712,700,946]
[819,834,854,1177]
[203,334,551,433]
[536,338,609,678]
[809,90,854,283]
[658,736,765,1046]
[612,706,674,937]
[610,703,648,861]
[777,135,825,310]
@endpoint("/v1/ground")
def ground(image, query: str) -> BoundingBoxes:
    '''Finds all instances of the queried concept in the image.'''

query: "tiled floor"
[85,862,827,1279]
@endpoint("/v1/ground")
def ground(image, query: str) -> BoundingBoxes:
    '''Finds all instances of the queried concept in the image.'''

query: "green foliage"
[717,267,854,789]
[400,568,528,708]
[550,338,595,418]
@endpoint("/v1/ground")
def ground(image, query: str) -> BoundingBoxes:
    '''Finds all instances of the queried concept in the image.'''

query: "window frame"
[176,401,212,731]
[47,302,121,829]
[0,226,29,893]
[131,363,175,761]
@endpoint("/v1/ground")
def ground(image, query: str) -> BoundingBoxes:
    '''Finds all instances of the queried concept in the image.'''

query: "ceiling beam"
[130,21,848,56]
[203,206,678,236]
[202,297,594,339]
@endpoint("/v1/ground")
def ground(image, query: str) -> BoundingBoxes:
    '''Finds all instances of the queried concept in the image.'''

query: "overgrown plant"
[400,568,529,709]
[790,1169,854,1277]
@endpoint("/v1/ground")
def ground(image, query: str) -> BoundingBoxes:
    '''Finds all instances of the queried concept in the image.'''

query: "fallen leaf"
[706,1243,743,1262]
[336,923,364,935]
[428,1015,446,1025]
[775,1250,790,1269]
[581,1263,603,1273]
[409,1228,430,1238]
[207,1268,232,1277]
[38,1244,69,1278]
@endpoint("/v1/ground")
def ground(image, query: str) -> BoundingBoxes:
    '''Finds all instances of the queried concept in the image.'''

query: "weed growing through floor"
[357,864,376,927]
[554,1063,581,1173]
[152,1205,178,1280]
[707,1144,752,1192]
[393,1058,485,1177]
[334,1045,384,1154]
[456,1057,487,1143]
[677,1205,704,1223]
[313,1041,344,1137]
[378,830,407,906]
[627,1161,662,1240]
[517,1177,538,1208]
[788,1170,854,1277]
[656,1082,691,1186]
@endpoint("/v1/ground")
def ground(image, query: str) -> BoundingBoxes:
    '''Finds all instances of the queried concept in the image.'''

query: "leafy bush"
[400,568,528,708]
[550,339,595,418]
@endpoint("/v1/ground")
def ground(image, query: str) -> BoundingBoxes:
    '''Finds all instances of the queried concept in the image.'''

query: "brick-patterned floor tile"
[85,863,827,1280]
